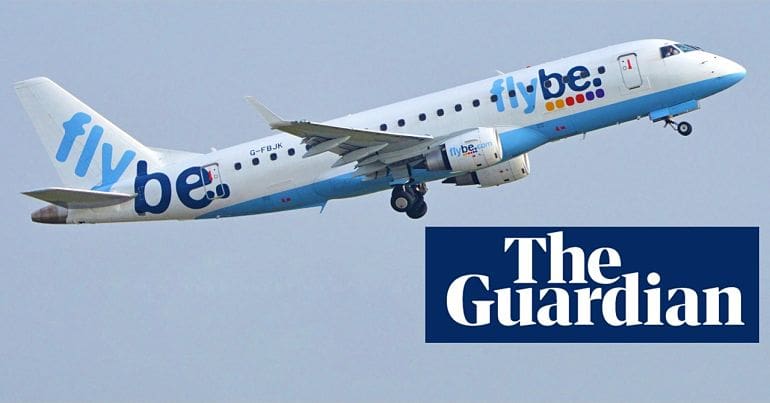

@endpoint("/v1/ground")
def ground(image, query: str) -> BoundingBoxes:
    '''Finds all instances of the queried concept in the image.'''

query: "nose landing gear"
[390,182,428,219]
[664,118,693,136]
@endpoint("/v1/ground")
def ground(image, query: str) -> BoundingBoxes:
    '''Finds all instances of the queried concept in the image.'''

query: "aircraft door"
[201,163,225,199]
[618,53,643,89]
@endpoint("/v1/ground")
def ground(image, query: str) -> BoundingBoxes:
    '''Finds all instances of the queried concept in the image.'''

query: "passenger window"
[437,108,444,117]
[305,144,311,151]
[472,99,480,107]
[526,85,534,93]
[598,66,606,74]
[419,113,426,121]
[508,89,516,97]
[380,123,387,131]
[234,162,242,170]
[398,119,405,127]
[454,104,462,112]
[252,157,259,166]
[288,148,295,156]
[490,94,498,102]
[270,153,277,161]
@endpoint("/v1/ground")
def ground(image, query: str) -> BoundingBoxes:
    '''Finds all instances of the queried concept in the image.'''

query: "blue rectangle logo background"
[425,227,759,343]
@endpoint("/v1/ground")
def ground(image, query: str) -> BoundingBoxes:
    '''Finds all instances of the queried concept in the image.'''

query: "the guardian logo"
[447,232,742,327]
[425,227,759,343]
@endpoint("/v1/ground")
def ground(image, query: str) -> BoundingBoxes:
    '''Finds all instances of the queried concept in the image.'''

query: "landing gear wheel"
[390,186,416,213]
[413,182,428,196]
[677,121,693,136]
[406,199,428,219]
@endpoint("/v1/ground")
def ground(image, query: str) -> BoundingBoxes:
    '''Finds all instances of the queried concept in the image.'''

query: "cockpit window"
[675,43,701,52]
[660,45,680,59]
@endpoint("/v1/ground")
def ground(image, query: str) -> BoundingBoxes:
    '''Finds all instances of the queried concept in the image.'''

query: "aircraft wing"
[246,97,442,180]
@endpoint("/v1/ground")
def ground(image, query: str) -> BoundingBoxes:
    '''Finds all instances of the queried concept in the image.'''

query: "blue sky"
[1,1,768,401]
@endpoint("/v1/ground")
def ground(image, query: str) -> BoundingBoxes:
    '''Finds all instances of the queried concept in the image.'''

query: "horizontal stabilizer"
[22,187,135,209]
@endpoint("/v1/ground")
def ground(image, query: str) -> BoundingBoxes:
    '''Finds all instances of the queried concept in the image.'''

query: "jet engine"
[425,127,503,172]
[443,153,530,187]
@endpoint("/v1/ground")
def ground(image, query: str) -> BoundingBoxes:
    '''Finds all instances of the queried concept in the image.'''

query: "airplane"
[16,39,745,224]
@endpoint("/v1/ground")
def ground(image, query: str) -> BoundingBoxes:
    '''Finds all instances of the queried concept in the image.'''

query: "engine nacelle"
[425,127,503,172]
[444,153,530,187]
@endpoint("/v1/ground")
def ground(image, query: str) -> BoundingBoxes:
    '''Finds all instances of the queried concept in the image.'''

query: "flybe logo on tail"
[56,112,136,191]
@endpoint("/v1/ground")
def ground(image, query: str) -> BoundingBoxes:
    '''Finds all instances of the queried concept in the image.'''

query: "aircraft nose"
[709,55,746,90]
[720,57,746,83]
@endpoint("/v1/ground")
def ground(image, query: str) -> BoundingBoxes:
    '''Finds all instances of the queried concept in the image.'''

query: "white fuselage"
[62,39,745,223]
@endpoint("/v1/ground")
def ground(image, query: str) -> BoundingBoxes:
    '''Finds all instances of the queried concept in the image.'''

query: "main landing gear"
[390,182,428,219]
[664,118,693,136]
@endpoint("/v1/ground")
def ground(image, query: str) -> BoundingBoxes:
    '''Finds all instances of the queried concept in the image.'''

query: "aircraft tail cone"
[31,205,68,224]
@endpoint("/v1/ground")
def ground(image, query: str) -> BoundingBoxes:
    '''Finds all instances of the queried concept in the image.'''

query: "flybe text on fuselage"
[490,64,606,114]
[133,160,231,215]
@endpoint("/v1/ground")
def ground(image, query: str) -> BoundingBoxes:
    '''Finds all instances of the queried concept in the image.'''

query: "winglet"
[245,96,289,129]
